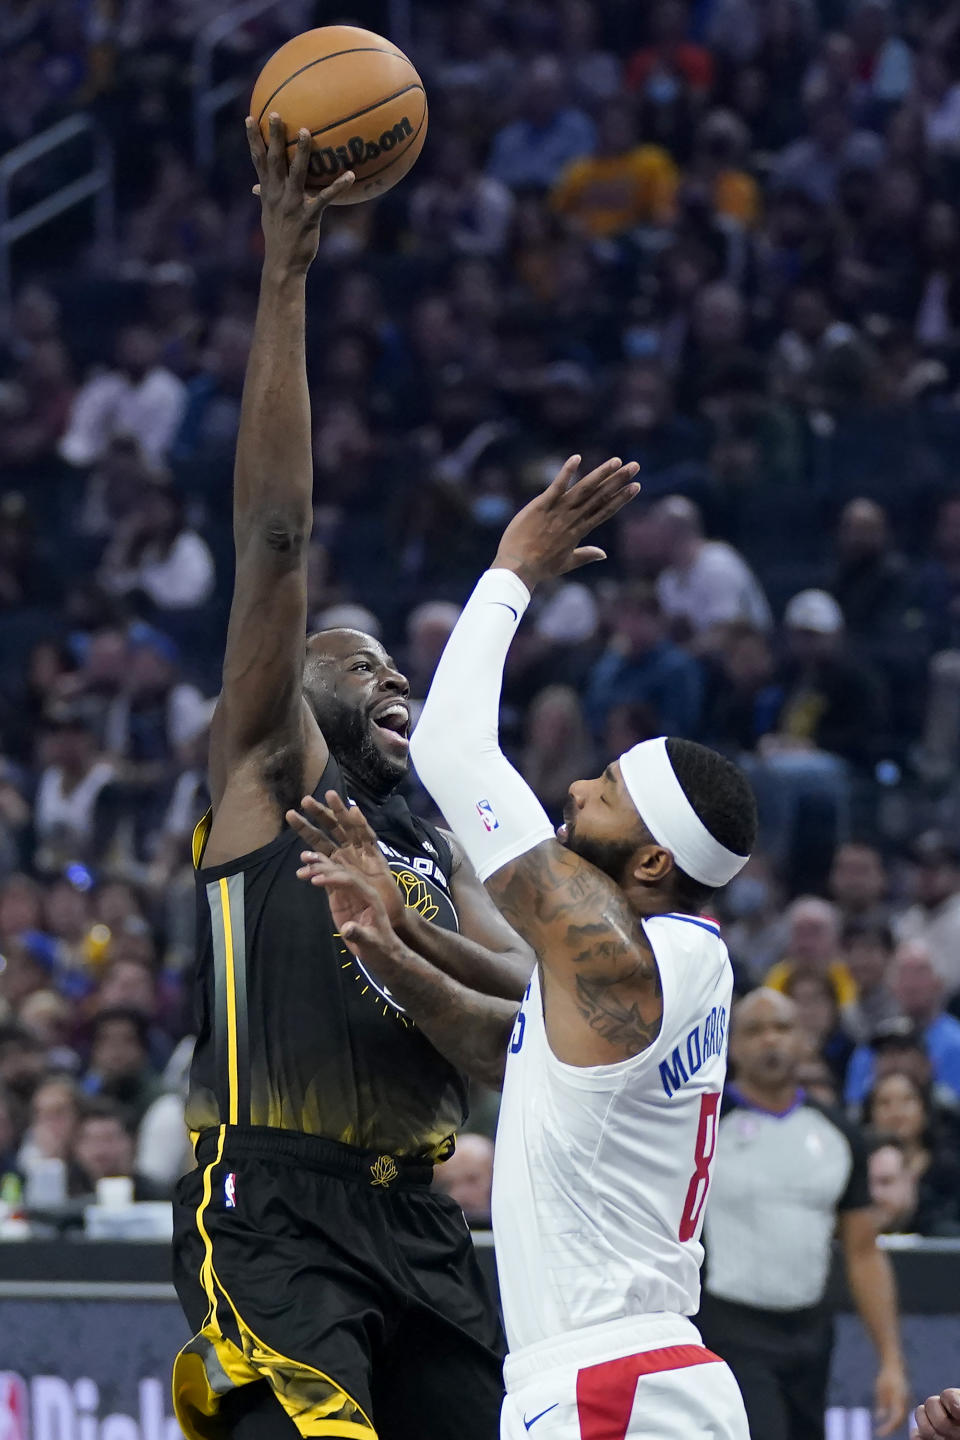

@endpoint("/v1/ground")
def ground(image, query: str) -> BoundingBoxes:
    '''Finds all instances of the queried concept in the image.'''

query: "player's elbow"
[237,504,310,558]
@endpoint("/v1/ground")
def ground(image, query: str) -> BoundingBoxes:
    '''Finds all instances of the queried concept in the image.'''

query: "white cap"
[784,589,844,635]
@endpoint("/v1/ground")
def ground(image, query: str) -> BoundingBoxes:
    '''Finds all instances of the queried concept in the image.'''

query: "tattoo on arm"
[574,964,663,1059]
[487,840,664,1059]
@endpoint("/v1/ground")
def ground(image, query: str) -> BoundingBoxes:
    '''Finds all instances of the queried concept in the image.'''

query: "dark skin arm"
[839,1208,909,1438]
[297,842,518,1089]
[288,794,533,999]
[486,839,664,1067]
[204,116,355,867]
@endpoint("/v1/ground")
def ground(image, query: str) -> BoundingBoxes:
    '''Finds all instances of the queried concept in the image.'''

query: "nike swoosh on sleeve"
[490,601,519,621]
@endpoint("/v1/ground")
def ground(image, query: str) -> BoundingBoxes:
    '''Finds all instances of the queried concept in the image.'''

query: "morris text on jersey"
[659,1004,727,1098]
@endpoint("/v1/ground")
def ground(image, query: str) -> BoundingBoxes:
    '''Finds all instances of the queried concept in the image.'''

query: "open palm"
[288,791,404,930]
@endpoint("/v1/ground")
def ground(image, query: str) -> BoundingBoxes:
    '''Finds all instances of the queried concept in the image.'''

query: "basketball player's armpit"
[572,968,664,1060]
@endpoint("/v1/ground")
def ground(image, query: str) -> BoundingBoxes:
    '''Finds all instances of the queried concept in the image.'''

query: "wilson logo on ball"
[309,117,414,178]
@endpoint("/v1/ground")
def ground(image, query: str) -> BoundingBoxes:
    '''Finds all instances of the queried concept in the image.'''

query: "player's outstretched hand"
[289,791,405,930]
[295,851,404,964]
[246,112,355,272]
[492,454,640,591]
[913,1389,960,1439]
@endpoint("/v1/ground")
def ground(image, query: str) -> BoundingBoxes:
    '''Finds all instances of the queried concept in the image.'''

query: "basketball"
[250,25,428,205]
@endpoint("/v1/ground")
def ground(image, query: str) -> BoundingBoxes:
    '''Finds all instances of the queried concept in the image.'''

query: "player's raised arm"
[206,116,354,858]
[408,457,681,1064]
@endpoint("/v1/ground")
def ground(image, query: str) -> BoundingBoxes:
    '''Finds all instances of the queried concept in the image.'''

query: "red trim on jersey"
[576,1344,722,1440]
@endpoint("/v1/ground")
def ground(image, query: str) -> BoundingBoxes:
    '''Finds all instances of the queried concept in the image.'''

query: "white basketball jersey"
[491,913,733,1354]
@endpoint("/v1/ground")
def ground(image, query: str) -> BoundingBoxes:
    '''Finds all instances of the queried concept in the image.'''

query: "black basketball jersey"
[185,753,468,1157]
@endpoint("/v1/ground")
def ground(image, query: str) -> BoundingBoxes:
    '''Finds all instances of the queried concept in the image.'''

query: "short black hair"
[664,738,758,909]
[0,1021,43,1055]
[842,917,894,951]
[90,1006,149,1050]
[77,1096,134,1135]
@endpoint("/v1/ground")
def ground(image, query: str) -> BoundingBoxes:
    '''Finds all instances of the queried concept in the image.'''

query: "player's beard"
[314,694,407,798]
[564,824,637,885]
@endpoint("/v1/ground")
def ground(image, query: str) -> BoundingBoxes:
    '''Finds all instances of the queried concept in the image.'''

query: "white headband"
[618,737,748,889]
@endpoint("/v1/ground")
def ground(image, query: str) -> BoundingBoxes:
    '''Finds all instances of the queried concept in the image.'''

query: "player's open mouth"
[371,701,411,753]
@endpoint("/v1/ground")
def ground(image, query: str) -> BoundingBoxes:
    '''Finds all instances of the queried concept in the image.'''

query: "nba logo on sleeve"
[224,1172,237,1208]
[476,800,500,833]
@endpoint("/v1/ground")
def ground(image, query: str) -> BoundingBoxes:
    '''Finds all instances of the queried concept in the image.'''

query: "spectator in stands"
[82,1006,165,1127]
[432,1132,495,1226]
[72,1097,169,1200]
[95,957,172,1070]
[915,497,960,653]
[830,842,889,926]
[584,583,702,741]
[701,623,782,754]
[914,47,960,157]
[650,495,772,650]
[404,602,462,713]
[556,0,622,104]
[843,919,901,1042]
[409,135,514,258]
[0,758,29,880]
[550,97,677,238]
[18,1073,79,1171]
[18,989,78,1073]
[766,895,856,1008]
[783,968,854,1088]
[863,1072,960,1236]
[0,492,57,613]
[97,479,215,615]
[829,499,918,658]
[520,685,596,824]
[0,1080,23,1188]
[32,705,118,876]
[58,325,187,469]
[719,853,787,982]
[688,109,761,228]
[847,0,914,113]
[172,316,251,466]
[603,364,704,485]
[771,285,862,406]
[846,942,960,1105]
[897,832,960,995]
[487,56,596,190]
[772,96,885,207]
[0,1022,45,1109]
[868,1136,920,1235]
[772,589,888,770]
[625,0,714,100]
[0,874,46,950]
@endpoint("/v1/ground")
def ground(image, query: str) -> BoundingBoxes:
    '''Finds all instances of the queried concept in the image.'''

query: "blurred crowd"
[3,0,960,1231]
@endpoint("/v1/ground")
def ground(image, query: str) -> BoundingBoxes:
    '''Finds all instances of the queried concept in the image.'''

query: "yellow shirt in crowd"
[765,959,859,1009]
[551,146,678,237]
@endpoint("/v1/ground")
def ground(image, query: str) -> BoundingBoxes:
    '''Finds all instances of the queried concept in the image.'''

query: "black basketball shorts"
[172,1126,506,1440]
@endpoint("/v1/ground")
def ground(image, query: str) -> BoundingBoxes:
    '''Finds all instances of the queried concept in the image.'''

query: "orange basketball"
[250,25,428,205]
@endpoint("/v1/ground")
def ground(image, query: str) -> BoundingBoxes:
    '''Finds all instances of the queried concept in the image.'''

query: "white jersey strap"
[410,569,555,882]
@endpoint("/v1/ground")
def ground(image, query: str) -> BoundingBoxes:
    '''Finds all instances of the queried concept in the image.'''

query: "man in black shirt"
[171,120,531,1440]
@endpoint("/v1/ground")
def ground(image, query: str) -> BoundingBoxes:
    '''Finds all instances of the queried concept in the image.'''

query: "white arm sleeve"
[410,569,556,882]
